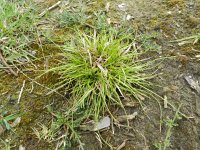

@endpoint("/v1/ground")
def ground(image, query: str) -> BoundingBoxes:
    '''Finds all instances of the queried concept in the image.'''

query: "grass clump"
[47,29,156,121]
[0,0,37,67]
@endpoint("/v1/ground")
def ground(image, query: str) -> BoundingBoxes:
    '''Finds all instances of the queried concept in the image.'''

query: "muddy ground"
[0,0,200,150]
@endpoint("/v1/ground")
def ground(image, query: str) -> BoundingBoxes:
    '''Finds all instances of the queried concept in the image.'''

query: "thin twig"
[17,80,26,104]
[14,64,66,98]
[0,51,18,76]
[39,1,62,17]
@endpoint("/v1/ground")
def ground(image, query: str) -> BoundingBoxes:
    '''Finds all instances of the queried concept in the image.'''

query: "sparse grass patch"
[33,107,87,149]
[173,34,200,60]
[45,29,157,121]
[155,106,182,150]
[138,32,162,53]
[57,11,87,28]
[0,0,38,69]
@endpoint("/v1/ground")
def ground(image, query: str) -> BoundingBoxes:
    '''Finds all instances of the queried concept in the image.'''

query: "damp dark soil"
[0,0,200,150]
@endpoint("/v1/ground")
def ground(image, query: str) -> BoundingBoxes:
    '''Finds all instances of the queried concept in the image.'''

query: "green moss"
[166,0,185,7]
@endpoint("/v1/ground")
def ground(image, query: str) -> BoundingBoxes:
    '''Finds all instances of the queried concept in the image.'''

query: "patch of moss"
[166,0,185,7]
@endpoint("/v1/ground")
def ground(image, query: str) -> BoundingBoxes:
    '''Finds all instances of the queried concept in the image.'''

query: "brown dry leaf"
[117,112,138,123]
[79,121,95,131]
[116,140,127,150]
[123,100,137,107]
[11,117,21,128]
[105,2,110,12]
[163,85,178,92]
[138,94,145,101]
[170,85,179,91]
[80,116,111,131]
[184,75,200,94]
[0,125,5,135]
